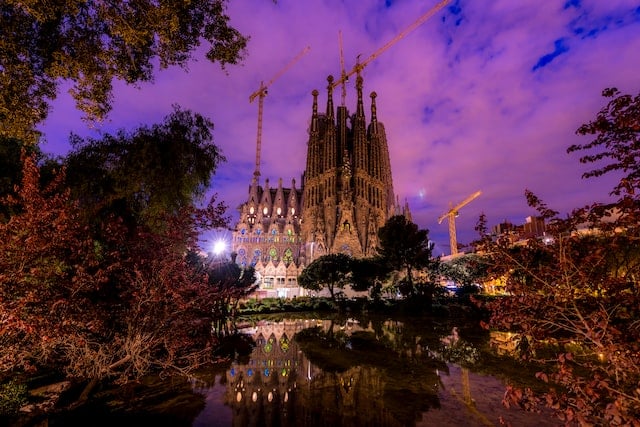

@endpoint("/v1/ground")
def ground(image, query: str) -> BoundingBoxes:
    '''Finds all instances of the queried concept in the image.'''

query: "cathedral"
[231,74,409,298]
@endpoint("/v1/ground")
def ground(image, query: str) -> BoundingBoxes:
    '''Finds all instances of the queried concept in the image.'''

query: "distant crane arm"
[331,0,450,90]
[249,45,311,178]
[249,45,311,103]
[438,190,481,224]
[438,190,481,256]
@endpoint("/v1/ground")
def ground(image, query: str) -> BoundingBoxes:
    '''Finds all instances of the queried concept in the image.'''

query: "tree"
[440,253,490,294]
[1,0,248,142]
[478,88,640,425]
[298,253,353,301]
[202,258,257,335]
[350,257,392,301]
[64,107,226,230]
[0,137,61,221]
[377,215,438,305]
[570,87,640,199]
[0,154,231,404]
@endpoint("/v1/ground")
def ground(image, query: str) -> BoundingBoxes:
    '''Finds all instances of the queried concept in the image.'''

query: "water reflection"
[194,316,559,427]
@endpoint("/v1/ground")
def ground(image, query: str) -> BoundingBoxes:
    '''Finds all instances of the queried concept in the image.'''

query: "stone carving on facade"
[231,74,408,297]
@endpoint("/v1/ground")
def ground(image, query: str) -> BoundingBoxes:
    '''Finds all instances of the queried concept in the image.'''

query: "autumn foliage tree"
[477,88,640,425]
[0,154,231,400]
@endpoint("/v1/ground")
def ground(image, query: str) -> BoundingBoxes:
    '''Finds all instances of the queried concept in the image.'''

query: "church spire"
[311,89,319,133]
[356,74,364,119]
[326,75,335,121]
[370,91,378,134]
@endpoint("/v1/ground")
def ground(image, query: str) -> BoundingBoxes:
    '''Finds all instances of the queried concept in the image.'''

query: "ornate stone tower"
[300,74,397,261]
[231,74,404,296]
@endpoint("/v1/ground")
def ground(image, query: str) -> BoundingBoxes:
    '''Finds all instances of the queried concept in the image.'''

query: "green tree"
[440,253,490,294]
[350,257,392,301]
[480,88,640,425]
[1,0,248,142]
[298,253,353,301]
[377,215,438,304]
[64,107,225,230]
[204,258,257,334]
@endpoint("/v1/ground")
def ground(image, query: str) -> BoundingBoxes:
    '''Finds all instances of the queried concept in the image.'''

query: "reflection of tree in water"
[221,316,487,427]
[294,321,448,426]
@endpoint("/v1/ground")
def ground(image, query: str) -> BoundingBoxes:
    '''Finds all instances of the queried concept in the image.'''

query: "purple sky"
[39,0,640,256]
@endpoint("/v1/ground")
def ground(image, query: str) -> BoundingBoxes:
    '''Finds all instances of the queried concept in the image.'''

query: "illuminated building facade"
[232,74,408,297]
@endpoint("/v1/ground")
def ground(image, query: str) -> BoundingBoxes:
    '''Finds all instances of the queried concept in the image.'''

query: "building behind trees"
[232,75,409,298]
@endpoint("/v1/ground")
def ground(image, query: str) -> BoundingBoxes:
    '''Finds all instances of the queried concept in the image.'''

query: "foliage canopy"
[64,107,226,230]
[1,0,248,142]
[478,88,640,425]
[298,253,353,301]
[377,215,438,301]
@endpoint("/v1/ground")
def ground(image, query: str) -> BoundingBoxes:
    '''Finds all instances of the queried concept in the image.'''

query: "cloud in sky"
[39,0,640,254]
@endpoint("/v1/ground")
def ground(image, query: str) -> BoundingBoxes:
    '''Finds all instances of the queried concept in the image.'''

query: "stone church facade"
[231,74,409,298]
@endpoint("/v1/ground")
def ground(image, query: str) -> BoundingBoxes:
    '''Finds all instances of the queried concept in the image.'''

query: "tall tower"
[300,74,397,262]
[231,74,401,296]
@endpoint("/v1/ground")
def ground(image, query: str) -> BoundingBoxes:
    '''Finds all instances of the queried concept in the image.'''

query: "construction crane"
[338,30,348,106]
[249,45,311,179]
[331,0,450,94]
[438,190,481,256]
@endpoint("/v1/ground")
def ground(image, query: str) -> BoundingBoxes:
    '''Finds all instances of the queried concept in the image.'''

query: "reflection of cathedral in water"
[224,319,403,427]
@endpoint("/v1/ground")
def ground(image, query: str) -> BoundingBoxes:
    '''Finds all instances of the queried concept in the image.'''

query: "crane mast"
[331,0,450,92]
[438,190,481,256]
[249,45,311,180]
[338,30,347,106]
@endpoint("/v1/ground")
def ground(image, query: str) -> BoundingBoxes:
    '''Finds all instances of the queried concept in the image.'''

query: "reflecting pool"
[190,315,560,427]
[47,314,561,426]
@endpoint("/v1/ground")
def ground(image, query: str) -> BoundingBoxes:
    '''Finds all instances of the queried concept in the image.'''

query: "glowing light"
[277,207,282,215]
[263,207,268,215]
[213,240,226,255]
[249,206,255,214]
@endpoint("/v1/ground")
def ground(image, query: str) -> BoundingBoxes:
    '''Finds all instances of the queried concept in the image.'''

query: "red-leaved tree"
[475,88,640,425]
[0,154,232,402]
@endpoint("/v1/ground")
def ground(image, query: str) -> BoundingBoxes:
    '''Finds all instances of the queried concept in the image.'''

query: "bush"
[0,380,27,416]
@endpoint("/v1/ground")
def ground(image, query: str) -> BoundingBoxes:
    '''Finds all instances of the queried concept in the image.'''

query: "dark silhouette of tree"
[64,107,227,231]
[350,257,392,301]
[298,253,353,301]
[203,258,257,335]
[377,215,439,306]
[1,0,248,142]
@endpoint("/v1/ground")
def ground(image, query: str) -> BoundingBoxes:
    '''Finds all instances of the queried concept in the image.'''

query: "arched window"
[269,247,278,262]
[283,248,293,265]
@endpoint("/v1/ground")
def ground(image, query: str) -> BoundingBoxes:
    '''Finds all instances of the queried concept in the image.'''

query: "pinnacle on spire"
[326,75,335,120]
[370,91,378,133]
[356,74,364,118]
[311,89,319,133]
